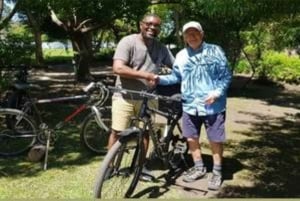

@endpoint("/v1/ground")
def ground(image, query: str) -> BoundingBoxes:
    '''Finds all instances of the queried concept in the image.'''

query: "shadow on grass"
[218,89,300,198]
[229,75,300,110]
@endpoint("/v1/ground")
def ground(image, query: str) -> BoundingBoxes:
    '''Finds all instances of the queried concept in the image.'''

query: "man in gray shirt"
[107,13,174,180]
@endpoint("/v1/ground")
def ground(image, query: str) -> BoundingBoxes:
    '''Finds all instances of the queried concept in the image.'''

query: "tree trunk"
[0,0,3,19]
[26,11,44,67]
[33,30,44,66]
[70,32,93,82]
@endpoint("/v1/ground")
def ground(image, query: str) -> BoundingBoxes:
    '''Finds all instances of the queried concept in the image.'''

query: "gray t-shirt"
[113,34,174,99]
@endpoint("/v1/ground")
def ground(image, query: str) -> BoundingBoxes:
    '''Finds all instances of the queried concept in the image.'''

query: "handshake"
[145,72,160,88]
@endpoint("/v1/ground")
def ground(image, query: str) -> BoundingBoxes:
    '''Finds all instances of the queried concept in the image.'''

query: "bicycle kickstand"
[43,130,51,170]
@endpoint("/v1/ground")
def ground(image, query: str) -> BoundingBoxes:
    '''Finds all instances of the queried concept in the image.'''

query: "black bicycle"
[93,86,188,199]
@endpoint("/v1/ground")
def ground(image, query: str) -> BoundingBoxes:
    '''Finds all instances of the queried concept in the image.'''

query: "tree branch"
[0,0,21,30]
[48,5,68,31]
[81,23,104,33]
[74,18,93,32]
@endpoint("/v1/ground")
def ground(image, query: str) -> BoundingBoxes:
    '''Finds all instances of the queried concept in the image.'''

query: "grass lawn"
[0,74,299,198]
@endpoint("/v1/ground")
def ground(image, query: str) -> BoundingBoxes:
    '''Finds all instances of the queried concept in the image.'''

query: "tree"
[16,0,50,66]
[46,0,150,81]
[150,3,183,51]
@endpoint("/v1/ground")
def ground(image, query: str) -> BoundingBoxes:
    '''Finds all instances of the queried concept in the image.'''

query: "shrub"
[0,33,34,67]
[44,49,74,64]
[235,59,251,74]
[261,51,300,84]
[0,31,34,91]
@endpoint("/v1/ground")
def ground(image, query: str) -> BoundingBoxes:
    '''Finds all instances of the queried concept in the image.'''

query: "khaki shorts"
[111,96,157,132]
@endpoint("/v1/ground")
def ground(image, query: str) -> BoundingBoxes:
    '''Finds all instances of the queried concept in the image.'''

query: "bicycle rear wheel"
[80,106,111,154]
[0,108,37,156]
[94,130,143,198]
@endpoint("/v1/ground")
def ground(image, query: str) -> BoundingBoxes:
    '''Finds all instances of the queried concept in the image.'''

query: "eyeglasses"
[142,21,161,29]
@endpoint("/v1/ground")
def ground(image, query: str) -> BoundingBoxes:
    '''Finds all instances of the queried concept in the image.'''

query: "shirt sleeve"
[113,36,131,63]
[158,63,181,85]
[212,46,232,97]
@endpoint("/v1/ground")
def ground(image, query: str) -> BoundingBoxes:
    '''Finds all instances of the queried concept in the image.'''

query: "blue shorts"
[182,111,226,142]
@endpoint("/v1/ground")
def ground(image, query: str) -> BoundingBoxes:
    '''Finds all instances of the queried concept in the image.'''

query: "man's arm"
[157,64,181,86]
[113,59,157,87]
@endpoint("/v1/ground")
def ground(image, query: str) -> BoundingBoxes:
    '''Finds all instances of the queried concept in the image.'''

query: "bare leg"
[182,137,207,182]
[143,132,149,158]
[209,141,223,166]
[187,137,202,163]
[107,129,120,149]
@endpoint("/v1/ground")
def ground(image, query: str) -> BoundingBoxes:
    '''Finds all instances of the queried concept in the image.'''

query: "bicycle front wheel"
[80,106,111,154]
[0,108,37,156]
[94,131,143,198]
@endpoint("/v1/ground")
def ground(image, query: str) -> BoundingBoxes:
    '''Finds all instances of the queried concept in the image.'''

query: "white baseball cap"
[182,21,203,33]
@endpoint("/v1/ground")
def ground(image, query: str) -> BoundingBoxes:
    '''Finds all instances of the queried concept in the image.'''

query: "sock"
[213,164,222,176]
[194,160,204,169]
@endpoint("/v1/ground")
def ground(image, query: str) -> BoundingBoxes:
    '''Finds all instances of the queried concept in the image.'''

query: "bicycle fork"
[91,106,109,131]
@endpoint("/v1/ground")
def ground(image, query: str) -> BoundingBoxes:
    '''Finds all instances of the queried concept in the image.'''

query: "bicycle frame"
[138,96,183,164]
[23,83,110,132]
[29,95,90,129]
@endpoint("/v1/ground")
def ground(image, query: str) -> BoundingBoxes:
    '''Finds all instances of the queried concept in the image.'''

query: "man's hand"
[153,74,159,85]
[145,72,158,88]
[204,91,219,105]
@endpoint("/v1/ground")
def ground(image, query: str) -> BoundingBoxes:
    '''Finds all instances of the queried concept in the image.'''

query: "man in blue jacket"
[156,21,232,190]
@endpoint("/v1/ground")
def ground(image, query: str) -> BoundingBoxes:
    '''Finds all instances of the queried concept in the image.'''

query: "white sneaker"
[208,173,222,190]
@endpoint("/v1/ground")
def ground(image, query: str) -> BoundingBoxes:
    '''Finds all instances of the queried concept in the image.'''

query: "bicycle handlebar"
[82,82,110,107]
[107,85,181,103]
[83,81,181,105]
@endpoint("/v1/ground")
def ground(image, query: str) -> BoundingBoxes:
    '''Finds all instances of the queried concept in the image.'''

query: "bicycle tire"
[0,108,37,156]
[94,130,143,198]
[80,106,111,154]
